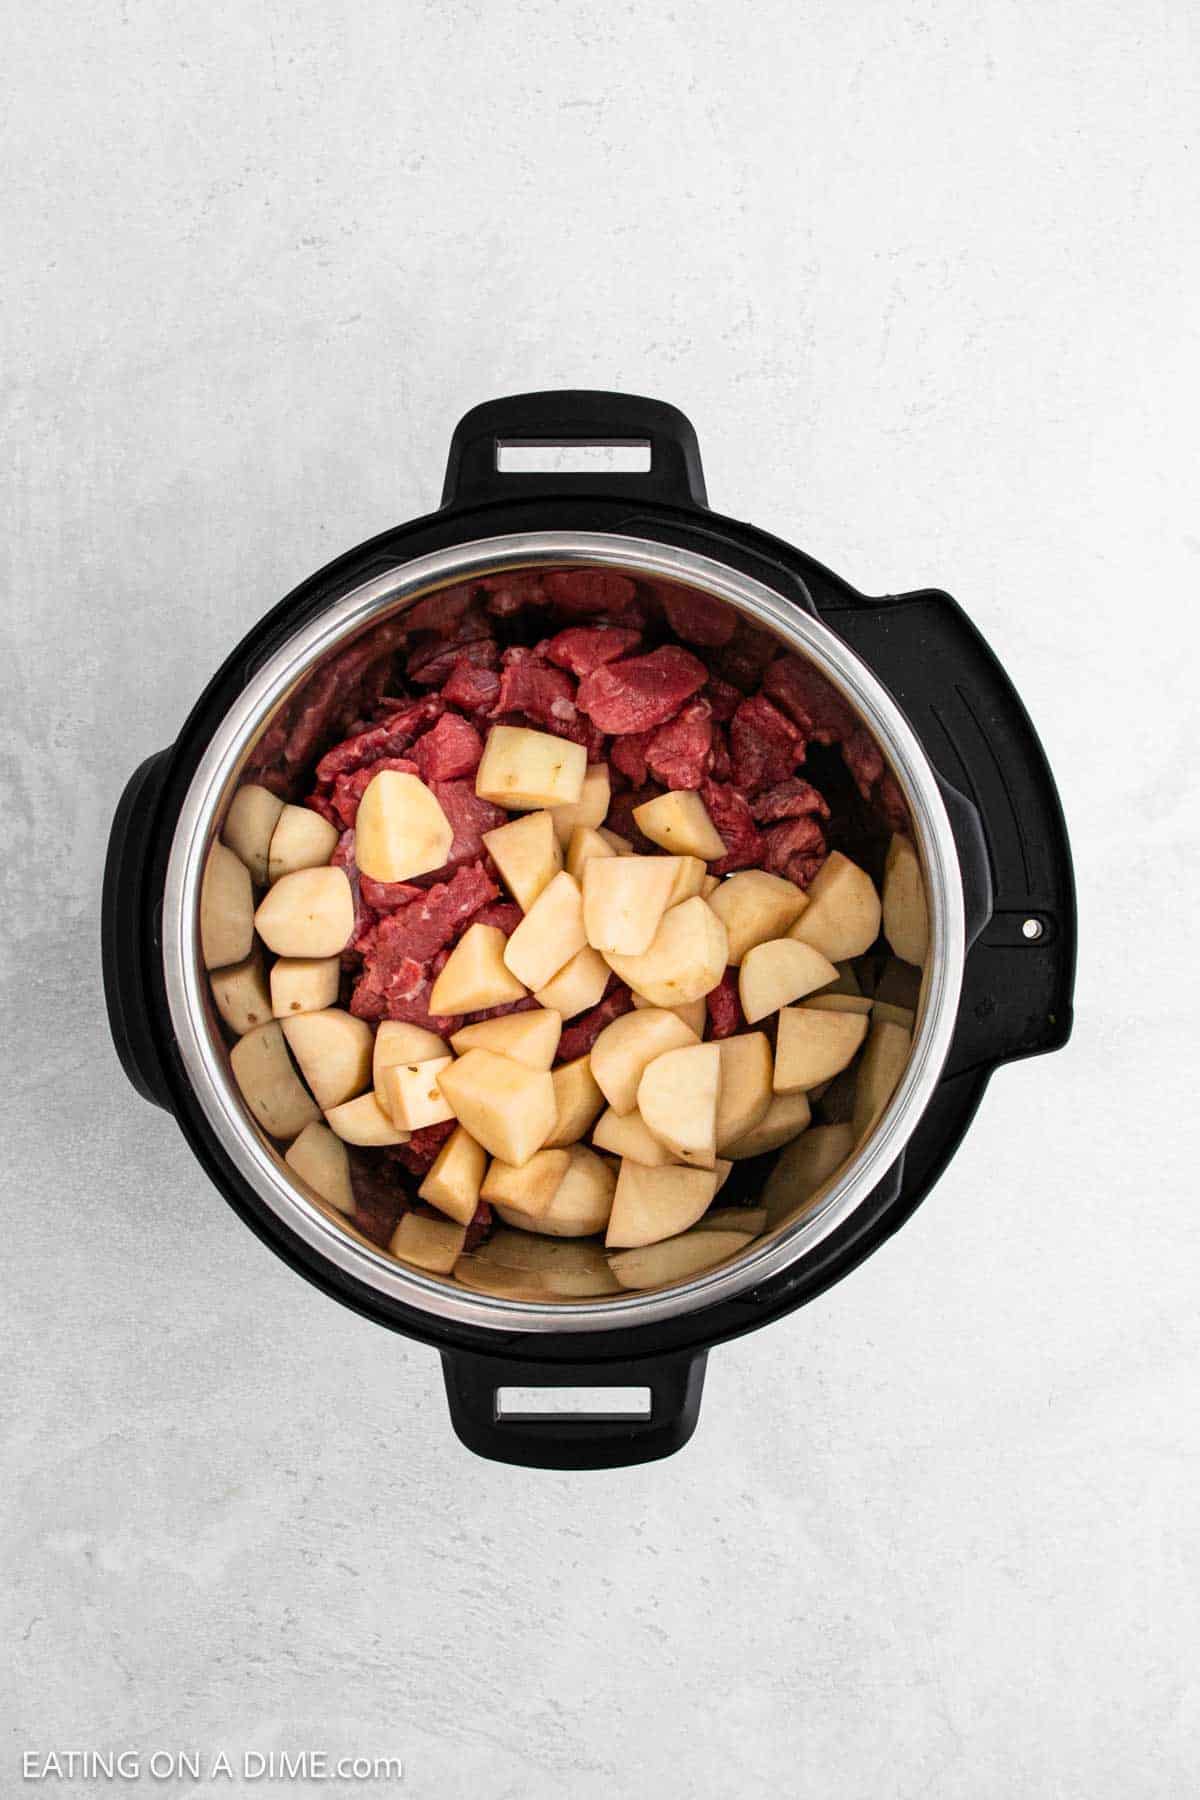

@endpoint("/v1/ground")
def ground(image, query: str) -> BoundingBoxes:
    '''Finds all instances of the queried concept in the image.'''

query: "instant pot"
[103,391,1076,1468]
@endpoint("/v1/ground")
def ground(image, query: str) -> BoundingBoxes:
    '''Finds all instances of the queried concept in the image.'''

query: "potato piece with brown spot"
[356,770,453,883]
[270,956,340,1019]
[476,725,587,811]
[267,804,340,884]
[200,841,255,971]
[230,1021,321,1140]
[418,1126,487,1226]
[389,1213,467,1275]
[210,951,272,1036]
[482,810,562,911]
[222,785,286,885]
[285,1120,356,1216]
[254,866,354,959]
[281,1008,375,1110]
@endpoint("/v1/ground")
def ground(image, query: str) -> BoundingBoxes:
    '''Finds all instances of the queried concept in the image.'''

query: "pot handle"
[103,749,175,1110]
[440,389,709,511]
[440,1347,708,1469]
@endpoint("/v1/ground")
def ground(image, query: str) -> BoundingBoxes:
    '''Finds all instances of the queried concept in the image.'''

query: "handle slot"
[495,440,652,476]
[496,1386,652,1420]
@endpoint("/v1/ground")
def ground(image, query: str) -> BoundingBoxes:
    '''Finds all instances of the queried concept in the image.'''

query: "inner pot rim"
[163,530,966,1334]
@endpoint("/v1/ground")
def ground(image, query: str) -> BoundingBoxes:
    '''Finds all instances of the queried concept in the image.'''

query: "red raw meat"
[761,814,828,888]
[604,787,659,851]
[330,756,419,830]
[643,700,713,789]
[358,874,426,914]
[576,646,708,735]
[313,696,444,788]
[482,571,548,617]
[751,777,831,823]
[410,713,484,783]
[841,726,885,801]
[462,994,541,1025]
[544,569,638,616]
[874,770,910,834]
[659,585,737,647]
[391,1119,458,1177]
[360,862,498,971]
[730,695,807,793]
[762,655,858,744]
[700,780,761,873]
[556,984,634,1062]
[463,1199,493,1253]
[409,628,498,690]
[706,970,745,1040]
[401,582,482,636]
[542,625,642,677]
[441,656,501,713]
[704,677,742,723]
[247,620,405,793]
[491,647,579,729]
[347,1157,408,1246]
[543,710,606,760]
[468,900,523,936]
[429,781,507,873]
[713,624,778,693]
[610,731,652,788]
[708,727,732,782]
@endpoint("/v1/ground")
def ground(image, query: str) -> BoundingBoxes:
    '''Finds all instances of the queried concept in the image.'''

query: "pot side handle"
[440,1348,708,1470]
[102,749,175,1110]
[440,389,709,511]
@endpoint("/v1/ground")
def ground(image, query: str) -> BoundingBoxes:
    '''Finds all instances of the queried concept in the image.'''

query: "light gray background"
[3,2,1197,1796]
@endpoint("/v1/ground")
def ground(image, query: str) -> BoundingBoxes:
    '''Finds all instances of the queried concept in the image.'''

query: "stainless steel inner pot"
[162,531,965,1333]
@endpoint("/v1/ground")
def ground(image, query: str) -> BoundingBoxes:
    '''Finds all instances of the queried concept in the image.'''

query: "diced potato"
[605,896,729,1007]
[281,1008,375,1110]
[633,790,727,861]
[638,1042,721,1169]
[210,951,272,1036]
[804,992,873,1015]
[565,825,616,881]
[873,1000,916,1030]
[774,1006,869,1093]
[267,803,340,884]
[436,1049,556,1166]
[200,840,255,970]
[882,833,929,966]
[852,1018,912,1138]
[548,762,611,847]
[482,810,562,912]
[707,869,809,965]
[285,1120,355,1216]
[722,1090,812,1160]
[608,1229,752,1289]
[714,1032,774,1153]
[762,1123,856,1225]
[476,724,587,811]
[222,784,286,885]
[534,945,611,1019]
[382,1055,457,1131]
[738,937,837,1023]
[701,874,721,898]
[605,1161,722,1249]
[696,1206,767,1235]
[503,871,586,990]
[663,855,708,909]
[389,1212,467,1275]
[582,856,678,957]
[451,1008,562,1069]
[824,960,864,997]
[788,852,882,961]
[253,866,354,959]
[452,1259,547,1301]
[632,992,708,1036]
[592,1105,679,1167]
[324,1090,408,1147]
[543,1055,606,1148]
[373,1021,449,1090]
[356,770,453,883]
[464,1233,620,1298]
[229,1021,321,1139]
[590,1009,700,1115]
[418,1125,487,1225]
[597,827,633,855]
[481,1147,572,1215]
[270,956,340,1018]
[429,923,528,1015]
[496,1144,616,1238]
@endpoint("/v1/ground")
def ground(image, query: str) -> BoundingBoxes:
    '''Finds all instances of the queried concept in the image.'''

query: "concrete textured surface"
[3,2,1198,1796]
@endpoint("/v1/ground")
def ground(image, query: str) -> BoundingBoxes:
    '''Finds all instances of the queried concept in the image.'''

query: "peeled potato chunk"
[383,1055,457,1131]
[452,1259,547,1301]
[633,789,727,862]
[210,951,272,1036]
[853,1018,912,1139]
[230,1021,321,1140]
[701,874,721,898]
[497,1144,616,1238]
[882,833,929,967]
[254,866,354,959]
[543,1055,606,1148]
[482,810,561,912]
[598,827,633,855]
[565,824,616,881]
[436,1049,556,1167]
[481,1149,572,1216]
[222,784,285,885]
[200,840,255,970]
[430,923,528,1016]
[873,1000,915,1029]
[805,992,873,1016]
[389,1212,467,1276]
[285,1120,355,1216]
[582,855,679,958]
[697,1205,767,1235]
[373,1021,449,1091]
[788,851,881,962]
[608,1228,752,1290]
[738,937,837,1024]
[549,761,611,847]
[534,944,611,1019]
[638,1042,721,1169]
[451,1008,562,1070]
[464,1233,620,1299]
[418,1125,487,1225]
[325,1090,408,1147]
[476,724,587,811]
[606,896,729,1008]
[708,869,809,965]
[632,992,707,1037]
[763,1123,856,1225]
[591,1008,700,1115]
[722,1090,812,1160]
[605,1161,722,1249]
[715,1032,774,1153]
[270,956,340,1019]
[503,871,585,991]
[268,804,340,884]
[774,1006,869,1093]
[592,1105,679,1167]
[663,856,707,909]
[281,1008,375,1110]
[356,769,453,883]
